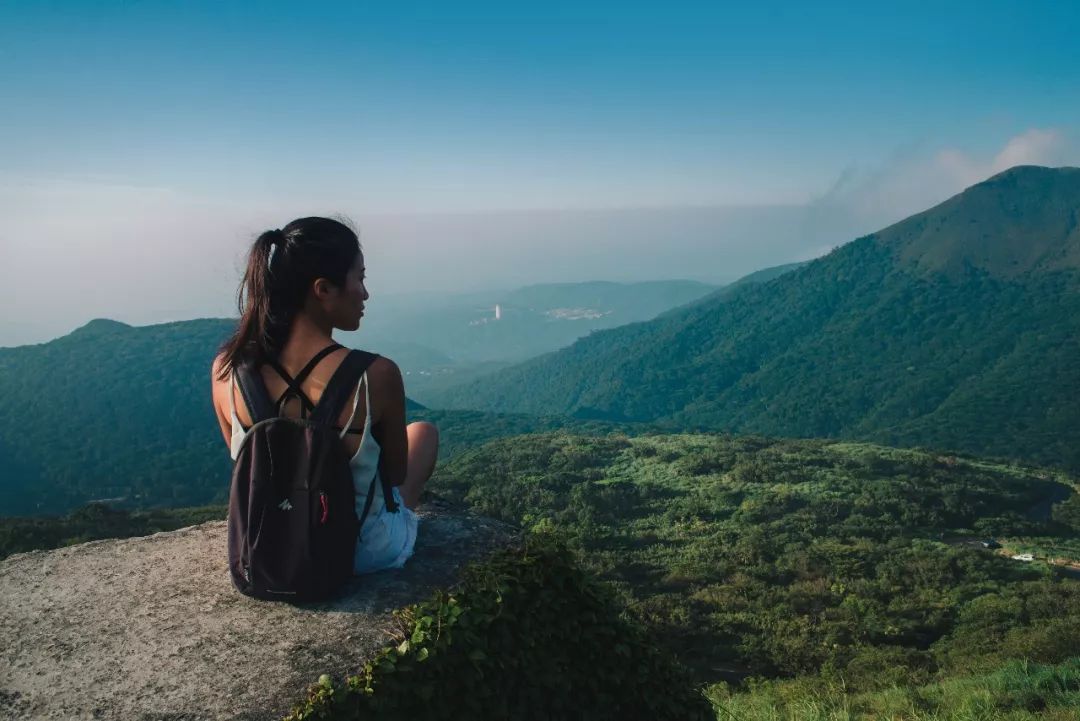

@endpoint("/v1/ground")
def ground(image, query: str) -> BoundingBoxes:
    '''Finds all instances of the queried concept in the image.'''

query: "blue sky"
[1,1,1079,344]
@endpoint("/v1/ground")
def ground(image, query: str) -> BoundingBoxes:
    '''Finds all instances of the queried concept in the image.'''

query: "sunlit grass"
[708,659,1080,721]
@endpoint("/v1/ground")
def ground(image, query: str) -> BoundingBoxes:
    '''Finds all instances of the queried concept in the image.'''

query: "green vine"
[285,531,710,720]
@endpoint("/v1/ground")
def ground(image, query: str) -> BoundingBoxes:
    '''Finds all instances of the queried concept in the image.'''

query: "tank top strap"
[338,373,365,440]
[364,371,372,430]
[228,370,247,460]
[229,370,237,421]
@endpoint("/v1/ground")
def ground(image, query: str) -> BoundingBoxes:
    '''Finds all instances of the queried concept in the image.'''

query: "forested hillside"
[0,318,234,514]
[431,166,1080,472]
[432,431,1080,714]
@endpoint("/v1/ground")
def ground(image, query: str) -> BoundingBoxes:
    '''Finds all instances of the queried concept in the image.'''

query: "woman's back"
[225,343,371,458]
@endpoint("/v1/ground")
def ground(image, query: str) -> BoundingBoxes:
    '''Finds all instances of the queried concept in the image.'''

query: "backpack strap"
[367,369,400,513]
[266,343,344,418]
[357,472,380,541]
[309,350,380,429]
[234,360,277,426]
[380,470,400,513]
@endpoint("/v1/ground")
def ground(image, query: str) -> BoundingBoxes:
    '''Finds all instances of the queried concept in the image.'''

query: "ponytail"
[214,218,359,382]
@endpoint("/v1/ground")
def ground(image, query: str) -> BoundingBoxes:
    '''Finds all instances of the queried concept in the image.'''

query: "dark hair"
[215,216,361,381]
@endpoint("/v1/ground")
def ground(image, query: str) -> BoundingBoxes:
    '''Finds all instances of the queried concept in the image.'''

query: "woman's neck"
[280,313,336,360]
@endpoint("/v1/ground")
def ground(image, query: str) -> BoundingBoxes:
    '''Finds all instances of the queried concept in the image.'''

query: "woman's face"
[325,251,369,331]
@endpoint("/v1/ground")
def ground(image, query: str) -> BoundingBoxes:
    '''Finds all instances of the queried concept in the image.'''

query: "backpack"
[227,343,388,601]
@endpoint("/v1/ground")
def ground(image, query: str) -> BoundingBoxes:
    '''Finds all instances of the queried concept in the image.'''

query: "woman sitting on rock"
[210,216,437,574]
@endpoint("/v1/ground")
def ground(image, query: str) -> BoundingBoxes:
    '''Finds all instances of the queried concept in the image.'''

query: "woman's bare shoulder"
[208,353,230,431]
[362,353,402,387]
[353,352,401,404]
[210,353,227,389]
[353,353,402,427]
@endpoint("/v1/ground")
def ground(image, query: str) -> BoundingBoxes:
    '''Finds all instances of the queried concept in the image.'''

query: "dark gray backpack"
[227,344,393,601]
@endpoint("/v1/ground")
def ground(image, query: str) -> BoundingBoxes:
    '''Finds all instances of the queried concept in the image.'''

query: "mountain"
[712,260,807,291]
[883,165,1080,277]
[430,166,1080,471]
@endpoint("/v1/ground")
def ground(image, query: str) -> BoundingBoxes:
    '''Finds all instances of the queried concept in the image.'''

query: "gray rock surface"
[0,501,514,721]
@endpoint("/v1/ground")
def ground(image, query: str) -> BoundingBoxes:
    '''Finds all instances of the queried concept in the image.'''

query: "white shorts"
[353,486,419,574]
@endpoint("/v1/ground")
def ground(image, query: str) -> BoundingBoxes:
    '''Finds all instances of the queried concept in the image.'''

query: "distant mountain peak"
[877,165,1080,278]
[979,164,1078,184]
[70,318,132,337]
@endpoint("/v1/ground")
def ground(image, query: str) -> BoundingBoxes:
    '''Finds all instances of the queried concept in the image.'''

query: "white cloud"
[991,128,1069,173]
[936,128,1073,188]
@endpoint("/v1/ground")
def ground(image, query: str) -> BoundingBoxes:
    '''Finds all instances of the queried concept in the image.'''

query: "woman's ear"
[311,277,335,301]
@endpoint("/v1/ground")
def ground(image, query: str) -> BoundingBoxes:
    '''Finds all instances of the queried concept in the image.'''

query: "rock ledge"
[0,501,513,721]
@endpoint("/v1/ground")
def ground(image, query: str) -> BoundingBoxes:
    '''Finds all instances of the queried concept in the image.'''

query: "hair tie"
[266,229,283,266]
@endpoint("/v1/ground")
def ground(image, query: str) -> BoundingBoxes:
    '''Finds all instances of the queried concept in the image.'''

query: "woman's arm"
[372,357,408,487]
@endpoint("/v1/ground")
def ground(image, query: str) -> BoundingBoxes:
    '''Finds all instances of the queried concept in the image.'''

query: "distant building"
[1011,553,1035,562]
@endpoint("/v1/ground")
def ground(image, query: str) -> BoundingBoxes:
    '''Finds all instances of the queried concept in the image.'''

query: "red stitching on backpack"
[319,492,329,524]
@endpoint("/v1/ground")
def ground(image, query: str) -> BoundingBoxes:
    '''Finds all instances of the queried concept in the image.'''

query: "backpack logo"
[278,499,294,511]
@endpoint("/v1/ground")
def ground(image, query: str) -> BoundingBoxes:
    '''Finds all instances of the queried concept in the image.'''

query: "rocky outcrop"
[0,501,514,720]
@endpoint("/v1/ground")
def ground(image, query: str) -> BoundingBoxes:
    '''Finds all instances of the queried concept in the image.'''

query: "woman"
[209,216,438,573]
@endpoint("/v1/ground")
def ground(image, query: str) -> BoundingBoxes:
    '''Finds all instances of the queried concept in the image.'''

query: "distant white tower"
[495,304,502,320]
